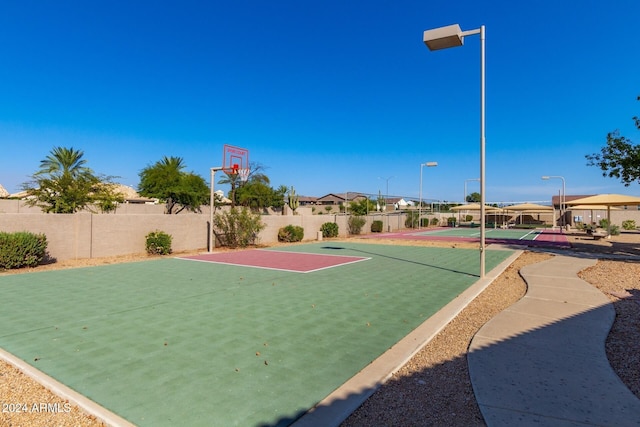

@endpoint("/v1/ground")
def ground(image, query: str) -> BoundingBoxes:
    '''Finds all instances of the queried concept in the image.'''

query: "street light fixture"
[541,175,566,227]
[419,162,438,228]
[424,23,486,277]
[464,178,480,204]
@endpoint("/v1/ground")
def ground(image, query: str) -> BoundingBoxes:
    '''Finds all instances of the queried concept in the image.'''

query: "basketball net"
[238,168,249,182]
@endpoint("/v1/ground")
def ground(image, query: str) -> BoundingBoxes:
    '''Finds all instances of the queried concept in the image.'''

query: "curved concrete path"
[468,254,640,426]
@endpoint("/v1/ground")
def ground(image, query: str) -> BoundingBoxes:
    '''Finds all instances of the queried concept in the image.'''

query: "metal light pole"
[424,24,486,277]
[378,176,394,210]
[419,162,438,228]
[209,166,222,252]
[542,175,566,227]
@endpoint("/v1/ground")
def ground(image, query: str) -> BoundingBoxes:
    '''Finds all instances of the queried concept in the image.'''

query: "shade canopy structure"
[566,194,640,207]
[451,203,501,212]
[503,203,553,212]
[567,194,640,236]
[568,205,620,211]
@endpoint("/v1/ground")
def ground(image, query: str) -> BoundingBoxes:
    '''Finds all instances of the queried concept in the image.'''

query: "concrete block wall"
[3,207,637,263]
[0,211,408,262]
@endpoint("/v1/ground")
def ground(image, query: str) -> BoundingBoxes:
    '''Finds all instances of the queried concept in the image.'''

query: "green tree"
[138,156,209,214]
[23,146,122,213]
[218,162,270,207]
[466,192,481,203]
[229,164,288,211]
[586,95,640,186]
[349,197,376,216]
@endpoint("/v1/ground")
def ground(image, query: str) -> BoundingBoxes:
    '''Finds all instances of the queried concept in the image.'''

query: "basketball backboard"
[222,144,249,177]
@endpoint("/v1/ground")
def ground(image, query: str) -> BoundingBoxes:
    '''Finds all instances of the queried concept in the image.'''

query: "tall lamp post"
[419,162,438,228]
[209,166,223,252]
[378,176,395,209]
[424,23,486,277]
[541,175,566,227]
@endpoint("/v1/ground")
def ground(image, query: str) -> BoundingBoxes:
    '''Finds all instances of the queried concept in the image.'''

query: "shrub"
[278,225,304,242]
[610,224,621,236]
[622,220,636,230]
[430,217,440,226]
[599,218,610,229]
[320,222,339,238]
[447,217,457,226]
[145,230,173,255]
[465,214,473,222]
[405,211,419,228]
[348,216,366,235]
[371,220,383,233]
[0,231,48,270]
[214,207,265,248]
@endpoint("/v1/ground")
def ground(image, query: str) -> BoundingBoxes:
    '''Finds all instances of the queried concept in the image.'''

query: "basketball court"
[0,242,514,426]
[365,227,571,248]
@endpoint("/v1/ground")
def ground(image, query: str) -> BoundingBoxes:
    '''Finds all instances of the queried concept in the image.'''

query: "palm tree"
[24,146,115,213]
[35,146,92,179]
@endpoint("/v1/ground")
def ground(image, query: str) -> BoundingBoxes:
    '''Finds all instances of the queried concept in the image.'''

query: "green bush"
[320,222,339,238]
[610,224,621,236]
[599,218,610,229]
[145,230,173,255]
[0,231,48,270]
[447,217,457,226]
[465,214,473,222]
[214,207,265,248]
[622,220,636,230]
[278,225,304,242]
[371,220,383,232]
[430,217,440,226]
[405,211,419,228]
[348,216,366,235]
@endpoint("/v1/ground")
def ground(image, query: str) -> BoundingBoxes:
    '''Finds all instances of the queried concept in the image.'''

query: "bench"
[585,228,607,240]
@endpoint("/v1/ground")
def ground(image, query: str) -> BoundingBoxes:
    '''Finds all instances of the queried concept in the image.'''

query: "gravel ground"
[1,232,639,427]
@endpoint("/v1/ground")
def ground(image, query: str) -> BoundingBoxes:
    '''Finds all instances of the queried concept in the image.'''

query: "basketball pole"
[209,166,223,252]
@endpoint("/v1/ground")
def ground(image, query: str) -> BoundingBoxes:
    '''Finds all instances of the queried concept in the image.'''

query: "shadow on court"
[321,245,477,277]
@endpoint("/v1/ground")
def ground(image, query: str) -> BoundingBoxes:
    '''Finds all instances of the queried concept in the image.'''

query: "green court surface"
[0,242,513,426]
[417,227,543,240]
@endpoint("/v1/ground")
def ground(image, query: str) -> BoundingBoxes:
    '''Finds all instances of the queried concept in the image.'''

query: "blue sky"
[1,0,639,204]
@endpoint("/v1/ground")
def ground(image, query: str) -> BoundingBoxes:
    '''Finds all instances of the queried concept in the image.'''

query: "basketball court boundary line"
[0,347,135,427]
[177,250,371,274]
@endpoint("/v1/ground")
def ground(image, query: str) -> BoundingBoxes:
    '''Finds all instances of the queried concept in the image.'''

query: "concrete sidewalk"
[468,254,640,426]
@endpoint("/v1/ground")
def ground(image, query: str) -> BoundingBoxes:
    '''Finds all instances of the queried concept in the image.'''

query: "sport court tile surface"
[0,242,513,426]
[372,227,570,247]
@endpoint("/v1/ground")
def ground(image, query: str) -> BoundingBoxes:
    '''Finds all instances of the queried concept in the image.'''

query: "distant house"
[386,197,411,210]
[316,192,367,206]
[113,184,157,204]
[297,196,318,206]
